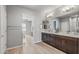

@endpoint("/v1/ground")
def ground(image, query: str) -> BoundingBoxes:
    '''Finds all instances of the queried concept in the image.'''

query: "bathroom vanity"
[42,32,79,54]
[41,6,79,54]
[41,17,79,54]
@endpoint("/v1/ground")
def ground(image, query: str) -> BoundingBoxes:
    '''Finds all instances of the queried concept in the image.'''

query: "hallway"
[6,35,65,54]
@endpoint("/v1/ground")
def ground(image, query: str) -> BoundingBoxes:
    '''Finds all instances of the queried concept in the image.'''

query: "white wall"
[7,6,36,48]
[20,6,42,44]
[32,12,42,43]
[7,6,35,26]
[7,6,43,48]
[19,6,43,44]
[0,5,7,53]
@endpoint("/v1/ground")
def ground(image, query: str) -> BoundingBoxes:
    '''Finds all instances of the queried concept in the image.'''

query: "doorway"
[22,20,32,36]
[22,20,33,46]
[26,21,32,36]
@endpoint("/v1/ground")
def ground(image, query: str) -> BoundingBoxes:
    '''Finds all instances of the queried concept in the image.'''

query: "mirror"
[69,15,79,34]
[49,18,60,33]
[42,20,49,29]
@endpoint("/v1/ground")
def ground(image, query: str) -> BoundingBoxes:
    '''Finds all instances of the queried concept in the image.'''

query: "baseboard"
[6,45,23,50]
[33,40,42,43]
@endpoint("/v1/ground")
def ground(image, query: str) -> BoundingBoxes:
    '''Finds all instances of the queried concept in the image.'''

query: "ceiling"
[18,5,61,12]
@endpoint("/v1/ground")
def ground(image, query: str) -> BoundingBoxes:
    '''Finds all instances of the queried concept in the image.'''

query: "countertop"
[42,30,79,38]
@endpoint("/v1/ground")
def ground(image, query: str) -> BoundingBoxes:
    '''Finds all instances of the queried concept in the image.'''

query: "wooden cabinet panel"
[62,36,77,54]
[55,35,62,50]
[42,33,50,44]
[49,34,56,46]
[42,33,47,42]
[42,33,78,54]
[45,34,50,44]
[78,39,79,53]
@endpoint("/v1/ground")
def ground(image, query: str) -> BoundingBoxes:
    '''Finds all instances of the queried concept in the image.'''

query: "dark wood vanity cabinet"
[78,39,79,53]
[55,35,77,53]
[61,37,77,54]
[55,35,63,50]
[42,33,50,44]
[48,34,56,46]
[42,33,48,43]
[42,33,78,54]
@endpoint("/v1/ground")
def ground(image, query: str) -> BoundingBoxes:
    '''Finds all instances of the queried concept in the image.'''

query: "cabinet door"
[49,34,56,46]
[42,33,51,44]
[42,33,47,42]
[55,35,62,50]
[77,39,79,54]
[42,33,44,42]
[44,33,50,44]
[62,37,77,54]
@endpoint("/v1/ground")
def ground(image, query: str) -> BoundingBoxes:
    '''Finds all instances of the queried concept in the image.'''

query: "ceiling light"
[47,12,54,18]
[62,5,76,12]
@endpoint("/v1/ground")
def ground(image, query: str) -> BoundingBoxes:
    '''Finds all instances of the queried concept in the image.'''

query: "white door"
[0,5,7,54]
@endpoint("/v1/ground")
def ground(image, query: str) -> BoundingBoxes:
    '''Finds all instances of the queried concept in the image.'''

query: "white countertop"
[42,30,79,38]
